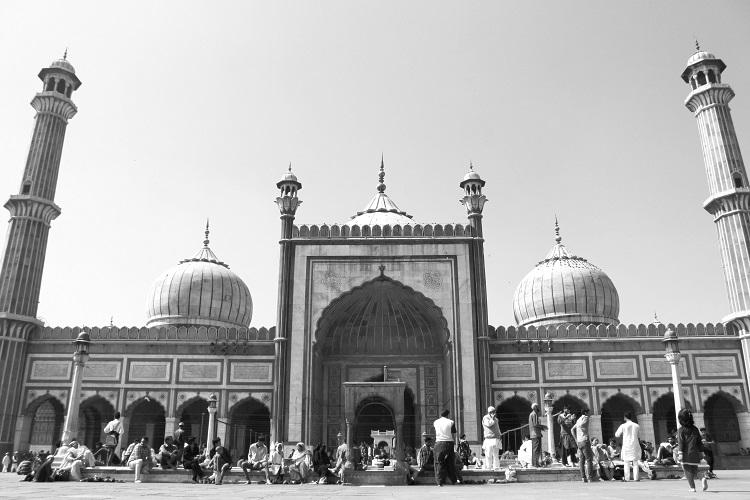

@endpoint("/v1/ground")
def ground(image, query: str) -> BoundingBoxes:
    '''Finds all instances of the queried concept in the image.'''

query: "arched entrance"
[705,392,742,443]
[496,396,531,453]
[355,397,395,445]
[227,398,270,459]
[28,397,64,450]
[652,394,677,443]
[600,394,639,444]
[313,274,451,450]
[177,398,209,445]
[552,395,587,460]
[78,396,115,449]
[126,398,166,447]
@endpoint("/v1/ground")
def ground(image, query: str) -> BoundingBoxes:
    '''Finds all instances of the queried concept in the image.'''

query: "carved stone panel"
[645,357,688,378]
[595,358,637,380]
[544,359,588,381]
[30,360,71,380]
[178,361,222,383]
[128,361,171,382]
[493,360,536,381]
[229,362,272,383]
[83,361,121,381]
[694,356,738,377]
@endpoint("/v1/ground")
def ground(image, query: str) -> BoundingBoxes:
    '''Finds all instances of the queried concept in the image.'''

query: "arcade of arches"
[312,276,450,451]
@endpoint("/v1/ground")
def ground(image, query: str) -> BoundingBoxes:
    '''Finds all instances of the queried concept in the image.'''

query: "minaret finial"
[203,219,210,247]
[63,48,68,60]
[469,161,474,171]
[288,162,292,173]
[554,215,562,244]
[695,39,700,52]
[377,155,386,193]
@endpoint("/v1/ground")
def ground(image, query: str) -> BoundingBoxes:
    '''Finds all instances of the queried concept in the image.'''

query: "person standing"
[172,421,187,462]
[571,408,595,482]
[2,452,10,472]
[678,409,709,492]
[557,406,577,466]
[528,403,547,467]
[699,428,716,478]
[433,409,460,486]
[481,406,501,471]
[615,411,641,481]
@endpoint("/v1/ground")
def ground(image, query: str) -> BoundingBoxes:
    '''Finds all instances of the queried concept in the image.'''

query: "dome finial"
[695,39,700,52]
[203,219,210,248]
[288,162,292,173]
[377,155,386,193]
[554,215,562,244]
[63,47,68,60]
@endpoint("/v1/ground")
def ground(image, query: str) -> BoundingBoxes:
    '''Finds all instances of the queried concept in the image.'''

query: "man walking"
[528,403,547,467]
[615,411,641,481]
[572,408,595,482]
[433,409,460,486]
[482,406,501,470]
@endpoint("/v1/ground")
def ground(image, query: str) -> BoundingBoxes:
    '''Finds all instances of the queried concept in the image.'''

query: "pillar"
[588,415,602,443]
[164,417,176,440]
[638,413,655,445]
[61,352,86,443]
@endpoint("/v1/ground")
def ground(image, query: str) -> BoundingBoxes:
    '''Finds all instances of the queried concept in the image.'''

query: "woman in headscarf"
[677,408,708,492]
[288,442,312,483]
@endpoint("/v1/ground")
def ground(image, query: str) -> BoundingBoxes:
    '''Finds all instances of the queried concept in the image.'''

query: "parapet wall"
[292,223,475,239]
[31,325,276,342]
[489,322,731,340]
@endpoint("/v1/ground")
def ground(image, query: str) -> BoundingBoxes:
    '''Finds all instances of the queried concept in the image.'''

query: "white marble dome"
[146,232,252,329]
[513,230,619,327]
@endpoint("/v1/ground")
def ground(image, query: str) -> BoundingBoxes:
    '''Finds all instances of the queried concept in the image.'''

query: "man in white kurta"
[615,411,641,481]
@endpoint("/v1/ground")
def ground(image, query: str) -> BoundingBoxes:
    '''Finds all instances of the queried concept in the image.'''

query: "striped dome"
[146,230,252,329]
[513,228,619,327]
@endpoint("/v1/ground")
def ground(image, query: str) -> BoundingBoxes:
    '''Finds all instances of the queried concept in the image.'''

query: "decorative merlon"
[292,222,475,239]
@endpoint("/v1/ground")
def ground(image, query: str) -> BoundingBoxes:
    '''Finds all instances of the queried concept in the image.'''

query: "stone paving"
[2,470,750,499]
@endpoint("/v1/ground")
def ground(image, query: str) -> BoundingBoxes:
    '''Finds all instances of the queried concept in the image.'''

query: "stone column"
[588,415,602,443]
[61,351,87,443]
[737,412,750,448]
[164,417,176,440]
[638,413,654,444]
[692,412,706,431]
[206,404,217,455]
[344,418,354,470]
[544,405,554,458]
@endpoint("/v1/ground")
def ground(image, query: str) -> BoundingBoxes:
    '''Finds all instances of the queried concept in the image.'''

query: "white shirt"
[433,416,455,442]
[615,420,641,461]
[103,418,123,435]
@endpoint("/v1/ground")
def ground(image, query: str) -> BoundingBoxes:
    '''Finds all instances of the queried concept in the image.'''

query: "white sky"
[1,0,749,329]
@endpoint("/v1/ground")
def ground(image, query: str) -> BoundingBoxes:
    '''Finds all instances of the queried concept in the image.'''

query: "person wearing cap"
[433,409,460,486]
[408,433,434,484]
[482,406,502,470]
[528,403,547,467]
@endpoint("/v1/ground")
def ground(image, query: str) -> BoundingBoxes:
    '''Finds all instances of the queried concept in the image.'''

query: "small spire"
[63,48,68,60]
[288,162,292,173]
[469,161,474,171]
[203,219,210,247]
[377,156,386,193]
[554,215,562,244]
[654,311,660,323]
[695,39,700,52]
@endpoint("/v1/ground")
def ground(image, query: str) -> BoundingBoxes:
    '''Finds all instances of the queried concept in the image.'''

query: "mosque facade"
[1,50,750,466]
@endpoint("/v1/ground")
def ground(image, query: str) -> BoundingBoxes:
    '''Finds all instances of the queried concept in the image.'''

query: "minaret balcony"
[703,188,750,220]
[4,195,61,225]
[685,83,735,112]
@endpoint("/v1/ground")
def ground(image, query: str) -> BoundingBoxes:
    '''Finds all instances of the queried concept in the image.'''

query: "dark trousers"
[434,441,458,485]
[183,459,203,481]
[531,437,542,467]
[577,440,593,481]
[704,448,714,472]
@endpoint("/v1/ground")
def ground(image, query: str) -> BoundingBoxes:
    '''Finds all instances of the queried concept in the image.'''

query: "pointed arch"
[125,397,166,446]
[600,393,643,443]
[314,273,450,355]
[226,397,271,459]
[26,395,65,449]
[704,391,743,442]
[78,395,116,449]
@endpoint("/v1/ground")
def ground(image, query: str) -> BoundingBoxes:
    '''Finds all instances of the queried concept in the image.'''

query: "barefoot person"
[677,409,709,493]
[241,437,270,484]
[615,412,641,481]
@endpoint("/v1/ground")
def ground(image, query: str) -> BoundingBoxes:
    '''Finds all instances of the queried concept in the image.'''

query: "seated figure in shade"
[591,438,614,481]
[208,437,232,485]
[408,434,434,484]
[158,436,179,469]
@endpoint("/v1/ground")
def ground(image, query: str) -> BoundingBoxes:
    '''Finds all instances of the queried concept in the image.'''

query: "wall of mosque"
[16,326,276,458]
[489,322,750,450]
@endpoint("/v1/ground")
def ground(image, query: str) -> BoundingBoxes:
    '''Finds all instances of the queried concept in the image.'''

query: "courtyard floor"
[2,470,750,499]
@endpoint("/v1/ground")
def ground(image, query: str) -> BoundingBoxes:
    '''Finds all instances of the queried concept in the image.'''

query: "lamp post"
[205,393,218,455]
[663,325,684,429]
[543,392,555,460]
[61,331,91,444]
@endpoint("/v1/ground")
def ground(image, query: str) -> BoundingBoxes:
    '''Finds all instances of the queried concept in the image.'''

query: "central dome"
[513,223,619,327]
[146,226,253,329]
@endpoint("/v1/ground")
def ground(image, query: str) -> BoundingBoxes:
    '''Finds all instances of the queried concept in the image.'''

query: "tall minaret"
[273,164,302,444]
[459,164,491,425]
[682,47,750,383]
[0,55,81,453]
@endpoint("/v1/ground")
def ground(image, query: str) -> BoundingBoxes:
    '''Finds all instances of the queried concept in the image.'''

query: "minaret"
[459,164,492,421]
[273,164,302,444]
[0,54,81,453]
[682,47,750,383]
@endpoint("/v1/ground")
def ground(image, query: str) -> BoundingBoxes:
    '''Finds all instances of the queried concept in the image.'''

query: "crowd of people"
[4,405,717,490]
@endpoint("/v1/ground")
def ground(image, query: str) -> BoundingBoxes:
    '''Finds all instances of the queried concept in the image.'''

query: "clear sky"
[1,0,749,329]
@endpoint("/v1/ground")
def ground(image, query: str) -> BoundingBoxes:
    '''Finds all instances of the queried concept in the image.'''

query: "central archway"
[312,273,451,450]
[601,394,640,444]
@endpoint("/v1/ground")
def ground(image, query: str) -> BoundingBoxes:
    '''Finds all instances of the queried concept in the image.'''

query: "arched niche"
[78,395,115,449]
[176,397,209,445]
[226,397,270,459]
[125,397,166,448]
[600,393,643,444]
[495,396,532,453]
[704,391,742,443]
[27,396,65,450]
[552,394,588,456]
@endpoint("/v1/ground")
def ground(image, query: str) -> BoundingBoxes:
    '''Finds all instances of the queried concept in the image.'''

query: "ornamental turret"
[459,163,487,237]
